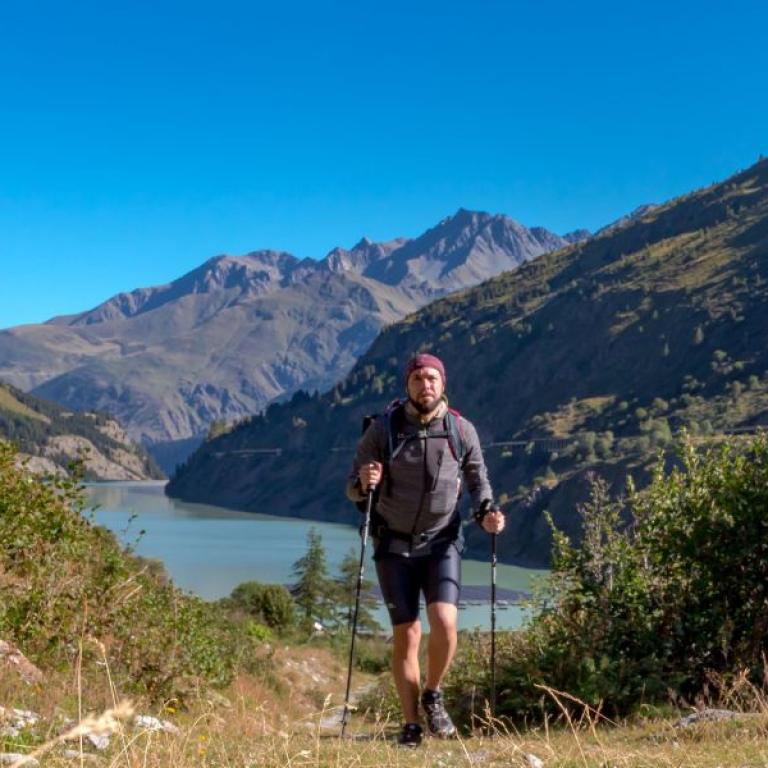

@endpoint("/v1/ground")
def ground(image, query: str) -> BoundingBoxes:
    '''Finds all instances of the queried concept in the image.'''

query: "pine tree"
[291,527,332,627]
[335,547,381,632]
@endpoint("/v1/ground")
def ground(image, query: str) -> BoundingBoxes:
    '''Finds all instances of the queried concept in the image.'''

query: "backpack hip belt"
[373,508,461,548]
[373,525,431,546]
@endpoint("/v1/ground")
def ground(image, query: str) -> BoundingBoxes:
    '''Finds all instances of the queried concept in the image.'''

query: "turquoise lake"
[85,482,547,630]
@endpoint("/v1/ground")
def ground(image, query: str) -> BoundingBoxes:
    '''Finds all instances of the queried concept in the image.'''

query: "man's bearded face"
[406,366,444,414]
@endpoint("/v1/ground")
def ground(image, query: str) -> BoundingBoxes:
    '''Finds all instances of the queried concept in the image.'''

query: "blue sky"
[1,0,766,328]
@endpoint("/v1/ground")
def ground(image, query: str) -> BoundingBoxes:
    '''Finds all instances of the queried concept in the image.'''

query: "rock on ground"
[673,708,745,727]
[0,755,39,766]
[0,640,43,685]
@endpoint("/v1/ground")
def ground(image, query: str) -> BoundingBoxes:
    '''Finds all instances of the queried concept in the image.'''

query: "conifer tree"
[291,527,332,626]
[335,547,381,632]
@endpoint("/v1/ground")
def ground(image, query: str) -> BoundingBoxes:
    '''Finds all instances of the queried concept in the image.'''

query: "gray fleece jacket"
[345,400,493,553]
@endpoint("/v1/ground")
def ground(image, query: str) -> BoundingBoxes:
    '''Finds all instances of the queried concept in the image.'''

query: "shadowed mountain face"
[167,158,768,566]
[594,203,659,237]
[0,210,575,469]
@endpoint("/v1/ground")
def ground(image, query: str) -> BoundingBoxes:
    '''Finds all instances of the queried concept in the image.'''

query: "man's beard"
[408,395,442,415]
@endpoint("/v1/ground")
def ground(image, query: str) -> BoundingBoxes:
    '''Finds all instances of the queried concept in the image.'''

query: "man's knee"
[393,620,421,653]
[427,602,458,635]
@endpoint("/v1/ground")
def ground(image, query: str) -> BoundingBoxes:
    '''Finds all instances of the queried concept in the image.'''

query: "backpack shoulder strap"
[384,399,407,463]
[378,399,408,497]
[444,408,467,465]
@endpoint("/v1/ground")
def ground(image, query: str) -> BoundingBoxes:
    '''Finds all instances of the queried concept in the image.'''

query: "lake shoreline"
[85,481,544,630]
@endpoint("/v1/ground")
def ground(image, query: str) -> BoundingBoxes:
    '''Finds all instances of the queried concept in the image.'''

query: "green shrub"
[353,635,390,674]
[244,620,274,643]
[445,433,768,722]
[0,441,237,700]
[229,581,296,631]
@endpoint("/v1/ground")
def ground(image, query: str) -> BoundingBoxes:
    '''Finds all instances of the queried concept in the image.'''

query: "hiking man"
[346,352,505,746]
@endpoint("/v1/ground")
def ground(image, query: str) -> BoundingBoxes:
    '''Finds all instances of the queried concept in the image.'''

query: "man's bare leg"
[425,601,458,690]
[392,619,422,722]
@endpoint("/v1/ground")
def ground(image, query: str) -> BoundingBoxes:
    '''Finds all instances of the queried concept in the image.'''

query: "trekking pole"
[490,531,497,722]
[341,485,375,738]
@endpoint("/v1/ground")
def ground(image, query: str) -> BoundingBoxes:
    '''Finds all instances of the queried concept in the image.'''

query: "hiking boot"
[397,722,423,747]
[420,688,457,738]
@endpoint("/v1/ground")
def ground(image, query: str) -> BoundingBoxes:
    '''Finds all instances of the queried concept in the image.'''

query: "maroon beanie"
[404,353,446,386]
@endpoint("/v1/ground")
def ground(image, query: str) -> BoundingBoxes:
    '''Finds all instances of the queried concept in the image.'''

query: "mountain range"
[166,158,768,566]
[0,210,584,472]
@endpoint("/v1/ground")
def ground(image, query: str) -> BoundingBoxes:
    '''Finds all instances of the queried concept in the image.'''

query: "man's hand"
[358,461,382,491]
[481,506,505,534]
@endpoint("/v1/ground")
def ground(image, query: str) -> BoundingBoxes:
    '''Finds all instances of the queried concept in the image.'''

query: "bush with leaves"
[444,433,768,722]
[0,441,238,700]
[228,581,296,631]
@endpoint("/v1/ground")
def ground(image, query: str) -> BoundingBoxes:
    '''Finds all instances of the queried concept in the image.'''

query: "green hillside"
[0,440,236,700]
[0,379,164,480]
[167,158,768,565]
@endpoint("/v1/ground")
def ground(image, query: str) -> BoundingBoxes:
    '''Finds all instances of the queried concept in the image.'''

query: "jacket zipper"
[409,428,430,544]
[431,450,444,492]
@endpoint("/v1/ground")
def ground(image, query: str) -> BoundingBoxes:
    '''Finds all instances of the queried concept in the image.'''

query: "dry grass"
[16,701,768,768]
[6,652,768,768]
[536,396,616,437]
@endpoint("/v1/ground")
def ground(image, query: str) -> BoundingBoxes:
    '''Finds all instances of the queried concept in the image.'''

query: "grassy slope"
[0,441,233,701]
[4,660,768,767]
[0,386,49,422]
[168,159,768,566]
[0,379,164,479]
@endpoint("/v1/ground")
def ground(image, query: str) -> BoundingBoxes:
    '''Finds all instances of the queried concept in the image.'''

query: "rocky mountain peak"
[437,207,495,233]
[562,228,592,244]
[362,208,568,289]
[56,250,301,327]
[322,235,409,275]
[196,250,299,286]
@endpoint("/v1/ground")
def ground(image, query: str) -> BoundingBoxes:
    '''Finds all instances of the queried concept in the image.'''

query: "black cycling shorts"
[375,543,461,626]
